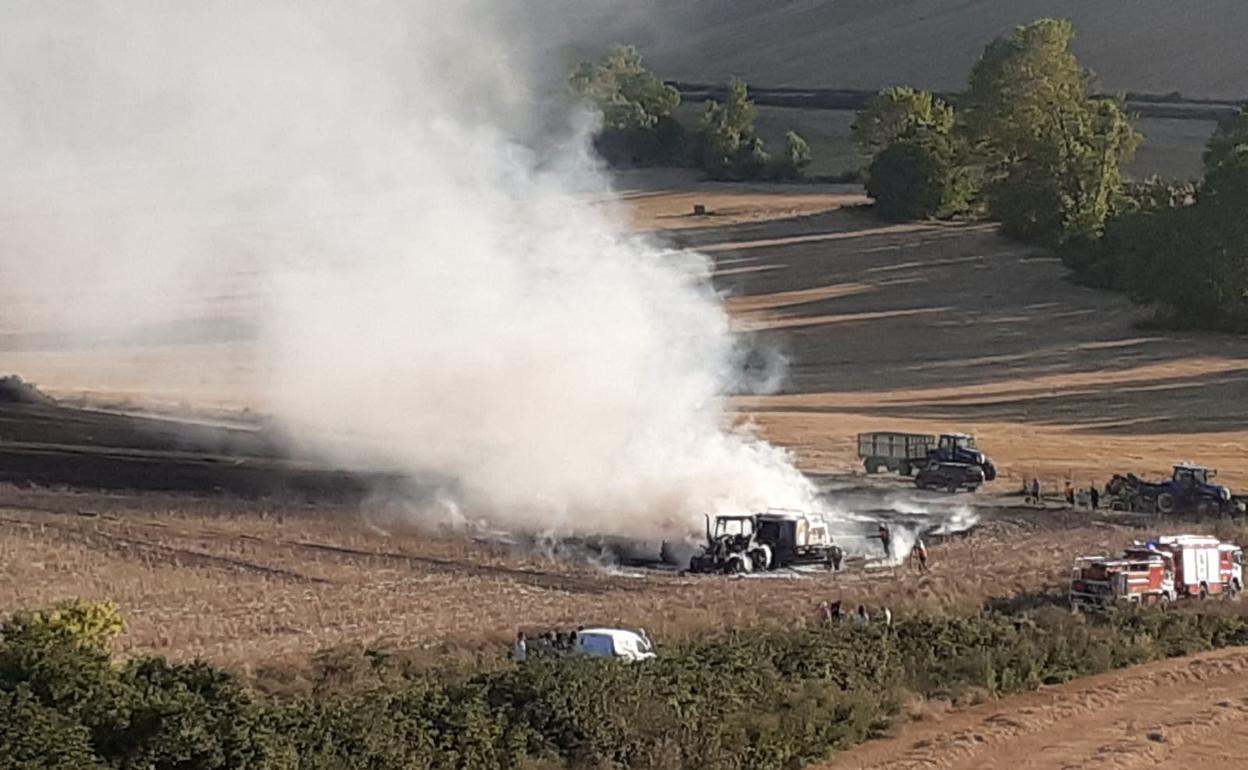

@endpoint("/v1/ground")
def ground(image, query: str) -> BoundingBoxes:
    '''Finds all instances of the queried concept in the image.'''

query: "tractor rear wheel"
[1156,492,1176,515]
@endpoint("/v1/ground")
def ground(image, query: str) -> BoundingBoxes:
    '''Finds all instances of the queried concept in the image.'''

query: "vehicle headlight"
[1221,487,1232,501]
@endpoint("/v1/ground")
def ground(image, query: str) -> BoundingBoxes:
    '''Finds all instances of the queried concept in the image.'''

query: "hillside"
[632,0,1248,99]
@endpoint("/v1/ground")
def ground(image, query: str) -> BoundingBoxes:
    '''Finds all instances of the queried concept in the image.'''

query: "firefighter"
[1031,478,1041,505]
[877,524,892,559]
[1090,485,1100,510]
[912,539,929,572]
[1064,481,1075,505]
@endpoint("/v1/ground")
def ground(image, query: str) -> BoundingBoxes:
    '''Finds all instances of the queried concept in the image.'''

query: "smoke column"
[0,1,815,537]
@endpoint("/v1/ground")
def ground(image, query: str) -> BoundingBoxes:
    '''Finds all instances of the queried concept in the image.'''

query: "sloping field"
[0,482,1193,666]
[821,646,1248,770]
[636,0,1248,99]
[6,174,1248,493]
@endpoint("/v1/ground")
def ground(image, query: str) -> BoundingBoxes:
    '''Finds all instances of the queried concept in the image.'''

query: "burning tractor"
[1105,464,1245,516]
[688,510,843,574]
[1069,534,1244,609]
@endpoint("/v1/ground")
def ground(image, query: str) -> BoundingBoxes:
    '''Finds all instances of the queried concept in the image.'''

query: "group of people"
[818,600,892,628]
[1022,478,1101,509]
[512,628,582,663]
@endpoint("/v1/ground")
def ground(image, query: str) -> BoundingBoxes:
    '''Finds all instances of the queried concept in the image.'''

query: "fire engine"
[1069,534,1244,609]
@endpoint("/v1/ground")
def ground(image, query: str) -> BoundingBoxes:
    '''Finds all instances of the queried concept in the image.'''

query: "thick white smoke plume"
[0,1,815,537]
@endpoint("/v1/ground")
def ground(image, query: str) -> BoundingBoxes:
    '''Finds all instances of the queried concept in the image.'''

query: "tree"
[568,45,685,166]
[700,78,770,180]
[772,131,812,180]
[964,19,1140,244]
[568,45,679,131]
[866,136,969,221]
[851,87,955,157]
[1100,143,1247,329]
[1203,108,1248,175]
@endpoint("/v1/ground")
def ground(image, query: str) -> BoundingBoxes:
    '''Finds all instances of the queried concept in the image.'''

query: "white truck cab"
[574,628,656,661]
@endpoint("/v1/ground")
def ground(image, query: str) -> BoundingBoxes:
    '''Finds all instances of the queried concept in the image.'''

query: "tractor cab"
[939,433,976,452]
[1171,464,1231,503]
[709,515,756,541]
[928,433,995,480]
[1173,464,1213,486]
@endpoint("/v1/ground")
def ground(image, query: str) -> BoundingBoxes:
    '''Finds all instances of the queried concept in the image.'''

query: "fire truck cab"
[1070,534,1243,609]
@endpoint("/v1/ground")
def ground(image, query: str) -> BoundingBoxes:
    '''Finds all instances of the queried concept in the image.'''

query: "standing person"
[830,600,843,621]
[879,606,893,629]
[913,539,930,573]
[1031,479,1041,505]
[854,605,869,626]
[877,523,892,559]
[818,601,833,625]
[512,631,528,664]
[1064,481,1075,506]
[1090,485,1100,510]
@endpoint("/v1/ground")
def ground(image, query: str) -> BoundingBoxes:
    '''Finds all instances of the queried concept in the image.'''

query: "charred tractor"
[858,431,997,481]
[1105,464,1245,516]
[688,510,843,574]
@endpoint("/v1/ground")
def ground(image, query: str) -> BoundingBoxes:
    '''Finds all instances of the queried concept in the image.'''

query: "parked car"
[574,628,656,661]
[915,461,985,493]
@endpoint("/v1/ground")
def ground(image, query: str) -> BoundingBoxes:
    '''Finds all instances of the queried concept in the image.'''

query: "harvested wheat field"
[820,646,1248,770]
[2,481,1231,667]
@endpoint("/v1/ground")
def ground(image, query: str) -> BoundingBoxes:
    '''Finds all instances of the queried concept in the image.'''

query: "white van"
[574,628,656,661]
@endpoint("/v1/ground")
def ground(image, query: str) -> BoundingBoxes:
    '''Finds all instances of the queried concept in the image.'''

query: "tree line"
[5,598,1248,770]
[569,46,811,181]
[850,18,1248,331]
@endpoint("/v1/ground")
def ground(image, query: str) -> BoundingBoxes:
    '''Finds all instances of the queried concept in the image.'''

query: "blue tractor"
[927,433,997,481]
[1106,464,1244,515]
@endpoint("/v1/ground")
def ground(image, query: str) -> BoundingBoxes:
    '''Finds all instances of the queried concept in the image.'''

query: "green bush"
[866,138,969,221]
[4,601,1248,770]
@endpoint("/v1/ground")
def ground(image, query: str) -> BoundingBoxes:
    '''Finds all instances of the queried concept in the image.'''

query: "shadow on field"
[687,206,1248,434]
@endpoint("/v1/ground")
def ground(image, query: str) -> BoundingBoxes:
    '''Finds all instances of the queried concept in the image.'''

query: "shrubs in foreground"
[3,599,1248,770]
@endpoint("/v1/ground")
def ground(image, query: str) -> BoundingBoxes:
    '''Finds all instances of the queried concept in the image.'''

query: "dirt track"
[822,646,1248,770]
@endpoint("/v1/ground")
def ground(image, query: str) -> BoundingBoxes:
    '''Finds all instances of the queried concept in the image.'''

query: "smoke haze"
[0,1,815,537]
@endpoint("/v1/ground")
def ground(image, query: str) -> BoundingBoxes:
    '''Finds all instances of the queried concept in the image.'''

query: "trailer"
[856,432,935,475]
[857,431,996,480]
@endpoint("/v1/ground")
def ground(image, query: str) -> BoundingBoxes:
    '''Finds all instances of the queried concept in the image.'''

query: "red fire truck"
[1069,534,1244,609]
